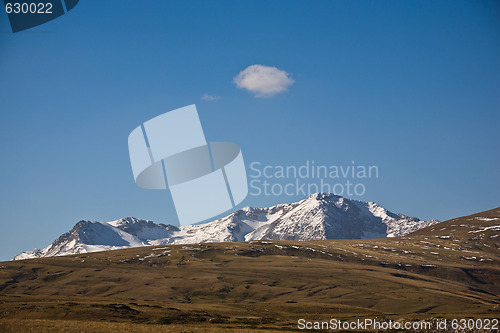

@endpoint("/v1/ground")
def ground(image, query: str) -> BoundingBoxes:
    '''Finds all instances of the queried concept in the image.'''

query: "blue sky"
[0,0,499,261]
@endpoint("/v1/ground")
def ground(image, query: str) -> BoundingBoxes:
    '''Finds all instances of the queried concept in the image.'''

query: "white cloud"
[201,93,220,101]
[233,64,294,97]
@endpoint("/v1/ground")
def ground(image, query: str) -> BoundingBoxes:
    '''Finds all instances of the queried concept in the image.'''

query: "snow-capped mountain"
[14,193,439,260]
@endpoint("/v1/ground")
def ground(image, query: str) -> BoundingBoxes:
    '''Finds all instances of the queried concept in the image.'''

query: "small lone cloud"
[234,64,294,98]
[201,93,220,101]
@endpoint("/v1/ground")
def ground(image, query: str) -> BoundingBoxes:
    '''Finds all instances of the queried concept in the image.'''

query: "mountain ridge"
[14,193,439,260]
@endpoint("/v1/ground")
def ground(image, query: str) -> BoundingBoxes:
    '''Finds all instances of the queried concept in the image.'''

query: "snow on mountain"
[13,193,439,260]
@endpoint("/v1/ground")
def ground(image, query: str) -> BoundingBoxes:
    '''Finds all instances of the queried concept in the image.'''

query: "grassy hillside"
[0,208,499,332]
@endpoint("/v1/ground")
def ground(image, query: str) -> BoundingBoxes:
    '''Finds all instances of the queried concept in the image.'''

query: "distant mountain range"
[14,193,439,260]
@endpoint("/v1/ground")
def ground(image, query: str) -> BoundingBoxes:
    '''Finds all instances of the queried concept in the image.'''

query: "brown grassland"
[0,208,499,332]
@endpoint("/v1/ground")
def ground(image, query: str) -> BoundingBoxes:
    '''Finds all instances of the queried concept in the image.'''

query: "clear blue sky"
[0,0,499,261]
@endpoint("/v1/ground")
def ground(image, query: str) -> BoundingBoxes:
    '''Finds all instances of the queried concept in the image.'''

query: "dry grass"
[0,207,499,332]
[0,318,277,333]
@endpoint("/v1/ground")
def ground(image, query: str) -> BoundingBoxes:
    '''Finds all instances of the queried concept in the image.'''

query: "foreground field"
[0,208,499,332]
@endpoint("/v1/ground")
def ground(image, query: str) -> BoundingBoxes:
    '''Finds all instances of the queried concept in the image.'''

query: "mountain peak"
[107,217,149,227]
[307,192,342,201]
